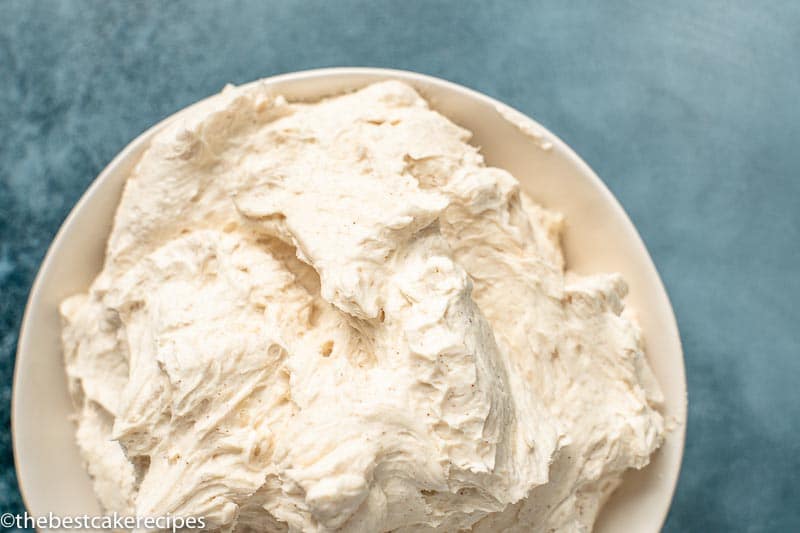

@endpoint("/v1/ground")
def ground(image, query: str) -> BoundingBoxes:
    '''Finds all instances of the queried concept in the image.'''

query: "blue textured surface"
[1,1,798,531]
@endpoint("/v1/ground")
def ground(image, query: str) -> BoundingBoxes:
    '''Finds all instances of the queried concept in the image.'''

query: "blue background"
[1,1,798,531]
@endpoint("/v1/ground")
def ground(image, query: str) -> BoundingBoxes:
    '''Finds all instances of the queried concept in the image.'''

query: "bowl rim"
[12,66,686,529]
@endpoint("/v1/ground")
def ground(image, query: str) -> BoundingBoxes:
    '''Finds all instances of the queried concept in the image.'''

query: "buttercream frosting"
[61,80,664,532]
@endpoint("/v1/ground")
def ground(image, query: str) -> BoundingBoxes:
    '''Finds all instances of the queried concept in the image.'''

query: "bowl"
[12,68,686,532]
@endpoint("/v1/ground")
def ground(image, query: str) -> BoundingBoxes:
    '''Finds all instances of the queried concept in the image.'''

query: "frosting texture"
[61,81,664,532]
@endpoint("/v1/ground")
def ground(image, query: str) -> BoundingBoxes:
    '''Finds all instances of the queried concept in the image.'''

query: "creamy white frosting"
[61,81,664,532]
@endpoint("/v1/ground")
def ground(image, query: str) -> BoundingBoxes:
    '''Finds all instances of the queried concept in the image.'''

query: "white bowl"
[13,68,686,532]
